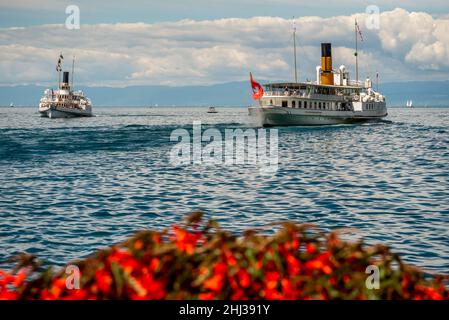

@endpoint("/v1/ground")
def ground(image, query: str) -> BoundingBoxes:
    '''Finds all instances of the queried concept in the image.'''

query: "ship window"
[270,100,273,105]
[292,101,296,108]
[282,101,288,108]
[318,102,321,109]
[298,101,302,108]
[304,101,307,108]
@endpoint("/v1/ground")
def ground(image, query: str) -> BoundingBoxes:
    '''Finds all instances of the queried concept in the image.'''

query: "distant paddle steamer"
[39,54,92,118]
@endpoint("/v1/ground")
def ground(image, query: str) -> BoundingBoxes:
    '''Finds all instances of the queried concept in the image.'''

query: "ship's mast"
[355,20,359,84]
[57,52,63,90]
[58,64,61,90]
[71,55,75,91]
[376,71,379,92]
[293,17,298,83]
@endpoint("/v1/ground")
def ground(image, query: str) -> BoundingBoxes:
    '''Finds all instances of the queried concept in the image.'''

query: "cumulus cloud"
[0,8,448,86]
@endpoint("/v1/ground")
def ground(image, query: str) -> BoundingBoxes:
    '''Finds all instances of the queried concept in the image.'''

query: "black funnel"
[63,71,69,84]
[321,43,332,58]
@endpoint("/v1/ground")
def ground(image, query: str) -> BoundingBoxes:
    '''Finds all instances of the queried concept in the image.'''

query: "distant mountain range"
[1,80,449,107]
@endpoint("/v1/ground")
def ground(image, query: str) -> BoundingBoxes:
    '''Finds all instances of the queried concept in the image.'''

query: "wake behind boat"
[248,22,387,127]
[39,54,92,118]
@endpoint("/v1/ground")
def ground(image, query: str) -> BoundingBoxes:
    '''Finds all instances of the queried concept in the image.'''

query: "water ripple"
[0,107,448,274]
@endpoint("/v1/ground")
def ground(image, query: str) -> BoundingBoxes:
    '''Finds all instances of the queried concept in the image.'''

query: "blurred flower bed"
[1,213,447,300]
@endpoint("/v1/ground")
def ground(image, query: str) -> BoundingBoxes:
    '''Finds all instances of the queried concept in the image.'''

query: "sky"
[1,0,449,87]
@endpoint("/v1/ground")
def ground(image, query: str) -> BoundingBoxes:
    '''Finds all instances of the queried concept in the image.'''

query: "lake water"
[0,106,448,274]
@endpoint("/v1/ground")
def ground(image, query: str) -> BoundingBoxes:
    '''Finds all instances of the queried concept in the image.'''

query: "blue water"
[0,107,448,274]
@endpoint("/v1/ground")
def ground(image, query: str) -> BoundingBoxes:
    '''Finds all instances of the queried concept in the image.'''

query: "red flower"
[281,278,298,299]
[306,243,317,254]
[199,292,215,300]
[224,250,237,266]
[149,257,160,272]
[265,272,280,290]
[237,268,251,289]
[50,278,66,299]
[94,268,113,295]
[204,274,224,292]
[231,289,247,300]
[1,214,448,301]
[265,288,282,300]
[305,252,332,274]
[172,225,202,254]
[416,285,444,300]
[134,240,144,250]
[213,262,228,275]
[139,274,166,299]
[286,254,301,275]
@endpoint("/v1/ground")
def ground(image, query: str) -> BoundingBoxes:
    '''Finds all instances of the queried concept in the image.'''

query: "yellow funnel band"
[321,57,332,72]
[320,72,334,85]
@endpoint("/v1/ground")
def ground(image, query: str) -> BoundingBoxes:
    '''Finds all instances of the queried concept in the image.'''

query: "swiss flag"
[250,72,264,100]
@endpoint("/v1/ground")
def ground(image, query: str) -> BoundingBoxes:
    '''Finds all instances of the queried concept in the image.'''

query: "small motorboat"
[207,106,218,114]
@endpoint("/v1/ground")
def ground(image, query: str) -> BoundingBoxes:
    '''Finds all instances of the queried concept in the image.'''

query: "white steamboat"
[249,42,387,127]
[39,56,92,118]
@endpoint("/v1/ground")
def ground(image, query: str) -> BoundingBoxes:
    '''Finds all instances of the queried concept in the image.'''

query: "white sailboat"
[9,102,14,108]
[406,100,413,108]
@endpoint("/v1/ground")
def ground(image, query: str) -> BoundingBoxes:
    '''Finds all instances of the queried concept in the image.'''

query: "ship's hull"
[248,106,387,127]
[39,105,92,119]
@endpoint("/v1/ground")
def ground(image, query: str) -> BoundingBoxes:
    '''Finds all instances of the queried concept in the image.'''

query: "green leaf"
[111,262,124,297]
